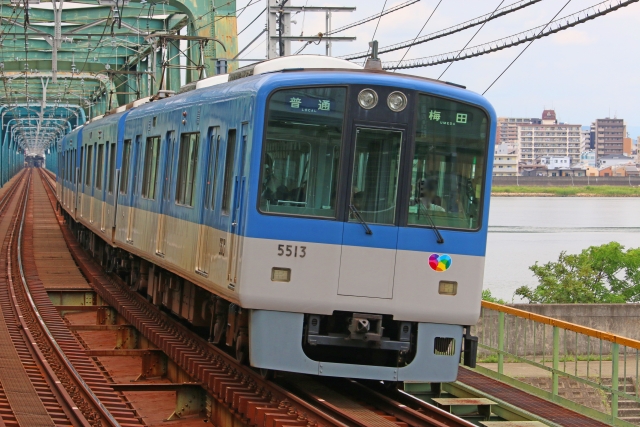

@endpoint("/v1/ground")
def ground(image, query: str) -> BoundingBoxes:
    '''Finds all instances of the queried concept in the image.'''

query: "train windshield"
[260,87,346,218]
[408,94,488,230]
[349,128,402,225]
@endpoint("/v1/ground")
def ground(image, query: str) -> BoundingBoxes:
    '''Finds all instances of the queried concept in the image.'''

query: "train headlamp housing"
[387,91,407,112]
[358,89,378,109]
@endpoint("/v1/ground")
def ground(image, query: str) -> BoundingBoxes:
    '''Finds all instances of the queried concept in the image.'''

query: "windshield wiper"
[349,204,372,235]
[417,200,444,244]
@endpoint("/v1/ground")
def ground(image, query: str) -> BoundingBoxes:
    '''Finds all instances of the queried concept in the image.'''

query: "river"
[484,197,640,302]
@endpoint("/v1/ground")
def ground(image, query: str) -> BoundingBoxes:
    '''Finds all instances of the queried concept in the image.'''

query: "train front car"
[240,63,496,381]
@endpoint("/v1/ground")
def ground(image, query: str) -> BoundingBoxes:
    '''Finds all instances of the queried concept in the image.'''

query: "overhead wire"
[438,0,505,79]
[383,0,637,70]
[392,0,444,72]
[294,0,419,56]
[482,0,572,95]
[237,0,263,18]
[238,6,266,35]
[340,0,542,60]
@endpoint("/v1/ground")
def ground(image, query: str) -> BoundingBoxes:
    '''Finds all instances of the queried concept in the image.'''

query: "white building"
[580,128,591,152]
[598,154,635,168]
[493,144,518,176]
[517,110,581,165]
[497,117,541,145]
[539,156,571,170]
[580,150,596,167]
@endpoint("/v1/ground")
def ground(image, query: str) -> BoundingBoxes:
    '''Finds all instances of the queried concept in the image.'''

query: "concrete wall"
[474,304,640,357]
[513,304,640,341]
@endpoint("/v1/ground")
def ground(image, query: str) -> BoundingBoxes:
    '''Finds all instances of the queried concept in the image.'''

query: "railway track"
[0,170,82,426]
[0,169,144,427]
[38,168,474,427]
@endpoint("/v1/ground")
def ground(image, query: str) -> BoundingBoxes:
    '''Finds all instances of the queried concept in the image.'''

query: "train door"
[104,142,116,234]
[126,136,141,243]
[76,146,82,217]
[60,151,65,206]
[156,130,175,256]
[228,124,249,283]
[94,143,105,227]
[223,125,247,284]
[195,127,219,275]
[338,126,404,299]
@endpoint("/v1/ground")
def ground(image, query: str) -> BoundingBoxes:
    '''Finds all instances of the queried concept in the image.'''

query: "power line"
[294,0,418,55]
[438,0,505,79]
[237,0,263,18]
[238,7,266,35]
[384,0,638,70]
[392,0,444,72]
[340,0,542,60]
[330,0,419,36]
[482,0,572,95]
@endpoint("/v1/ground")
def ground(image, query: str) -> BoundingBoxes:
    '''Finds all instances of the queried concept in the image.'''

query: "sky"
[236,0,640,141]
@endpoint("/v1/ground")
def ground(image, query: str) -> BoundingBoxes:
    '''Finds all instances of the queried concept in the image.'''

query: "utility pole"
[268,0,290,58]
[325,11,331,56]
[267,1,356,59]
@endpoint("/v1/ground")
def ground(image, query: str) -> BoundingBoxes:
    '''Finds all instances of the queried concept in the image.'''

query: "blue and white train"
[56,55,496,382]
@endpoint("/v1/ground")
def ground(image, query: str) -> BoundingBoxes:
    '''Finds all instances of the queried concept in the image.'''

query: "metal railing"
[472,301,640,426]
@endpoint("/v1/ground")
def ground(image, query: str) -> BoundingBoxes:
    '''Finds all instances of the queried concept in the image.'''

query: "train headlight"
[387,91,407,112]
[358,89,378,109]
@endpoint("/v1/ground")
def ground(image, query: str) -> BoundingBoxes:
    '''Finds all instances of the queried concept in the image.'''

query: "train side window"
[163,131,175,201]
[120,139,132,194]
[85,145,93,186]
[221,129,236,214]
[79,147,84,185]
[175,132,200,207]
[96,144,104,190]
[71,148,82,184]
[205,128,220,210]
[141,136,161,199]
[108,142,116,194]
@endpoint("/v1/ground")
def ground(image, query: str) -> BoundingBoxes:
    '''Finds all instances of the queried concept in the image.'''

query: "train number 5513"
[277,244,306,258]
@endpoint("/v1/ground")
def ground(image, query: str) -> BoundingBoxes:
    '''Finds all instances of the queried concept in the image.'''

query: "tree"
[482,289,507,304]
[515,242,640,304]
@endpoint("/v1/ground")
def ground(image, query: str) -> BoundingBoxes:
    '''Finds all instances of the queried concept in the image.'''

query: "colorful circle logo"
[429,254,452,272]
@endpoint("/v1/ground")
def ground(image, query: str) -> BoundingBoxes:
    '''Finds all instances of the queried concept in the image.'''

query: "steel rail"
[1,172,83,426]
[15,169,122,427]
[281,376,475,427]
[350,380,476,427]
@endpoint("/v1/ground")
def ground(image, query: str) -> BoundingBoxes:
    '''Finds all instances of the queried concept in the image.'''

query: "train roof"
[84,55,492,124]
[82,108,128,131]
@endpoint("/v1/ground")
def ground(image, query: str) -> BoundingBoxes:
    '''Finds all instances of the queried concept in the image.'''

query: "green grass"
[492,185,640,197]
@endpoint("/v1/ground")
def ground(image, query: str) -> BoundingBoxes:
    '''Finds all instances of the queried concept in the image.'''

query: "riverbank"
[492,185,640,197]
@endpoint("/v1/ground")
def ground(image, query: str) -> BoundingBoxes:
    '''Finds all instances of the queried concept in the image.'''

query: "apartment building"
[517,110,581,164]
[496,117,541,145]
[594,118,626,159]
[580,128,591,152]
[623,137,633,156]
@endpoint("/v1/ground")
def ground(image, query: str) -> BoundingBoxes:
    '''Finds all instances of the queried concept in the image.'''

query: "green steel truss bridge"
[0,0,238,180]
